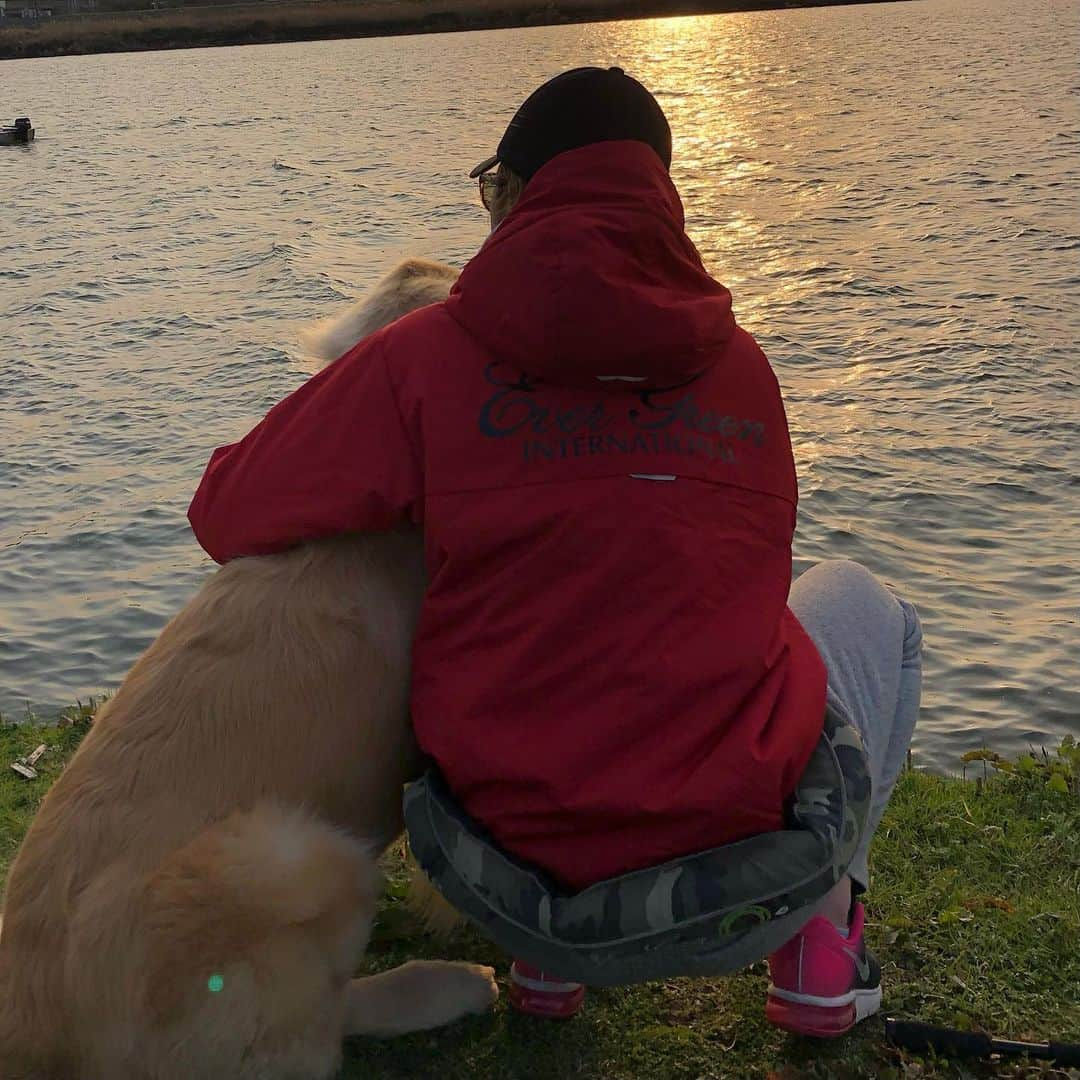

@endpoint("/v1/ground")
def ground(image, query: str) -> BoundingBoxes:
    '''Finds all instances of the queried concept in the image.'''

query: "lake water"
[2,0,1078,768]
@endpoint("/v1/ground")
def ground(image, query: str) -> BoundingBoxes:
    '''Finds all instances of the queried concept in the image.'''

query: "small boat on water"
[1,118,35,146]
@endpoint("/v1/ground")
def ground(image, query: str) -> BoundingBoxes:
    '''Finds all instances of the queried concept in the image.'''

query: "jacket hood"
[445,140,736,390]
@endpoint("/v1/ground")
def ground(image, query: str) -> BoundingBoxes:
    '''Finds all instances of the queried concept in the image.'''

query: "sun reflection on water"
[3,0,1076,761]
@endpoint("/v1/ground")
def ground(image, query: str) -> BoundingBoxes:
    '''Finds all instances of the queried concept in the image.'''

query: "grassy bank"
[2,707,1078,1078]
[0,0,901,61]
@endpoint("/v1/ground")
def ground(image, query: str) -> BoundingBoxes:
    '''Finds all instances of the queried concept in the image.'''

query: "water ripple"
[1,0,1078,768]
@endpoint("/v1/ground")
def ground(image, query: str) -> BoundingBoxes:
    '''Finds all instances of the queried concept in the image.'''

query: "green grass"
[2,709,1077,1079]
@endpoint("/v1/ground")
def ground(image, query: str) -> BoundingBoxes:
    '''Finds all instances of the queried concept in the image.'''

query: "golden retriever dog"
[0,258,495,1080]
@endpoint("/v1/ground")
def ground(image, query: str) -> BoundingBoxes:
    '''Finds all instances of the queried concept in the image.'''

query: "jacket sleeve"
[188,336,421,563]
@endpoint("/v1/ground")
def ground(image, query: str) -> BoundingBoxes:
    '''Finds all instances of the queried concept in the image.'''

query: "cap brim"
[468,154,500,179]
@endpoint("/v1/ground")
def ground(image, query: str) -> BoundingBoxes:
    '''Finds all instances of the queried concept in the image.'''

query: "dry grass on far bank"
[1,0,893,60]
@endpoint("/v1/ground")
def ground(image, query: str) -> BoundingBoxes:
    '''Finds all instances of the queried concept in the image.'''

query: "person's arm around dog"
[188,331,420,564]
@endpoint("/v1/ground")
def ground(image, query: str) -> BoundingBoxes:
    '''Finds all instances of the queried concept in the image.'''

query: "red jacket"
[189,141,827,891]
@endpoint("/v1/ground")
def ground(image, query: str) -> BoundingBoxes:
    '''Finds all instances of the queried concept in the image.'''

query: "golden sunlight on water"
[2,0,1078,767]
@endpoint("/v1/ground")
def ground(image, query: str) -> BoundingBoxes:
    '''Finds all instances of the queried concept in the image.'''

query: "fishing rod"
[885,1016,1080,1067]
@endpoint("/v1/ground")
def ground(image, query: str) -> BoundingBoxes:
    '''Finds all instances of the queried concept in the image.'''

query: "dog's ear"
[299,259,459,369]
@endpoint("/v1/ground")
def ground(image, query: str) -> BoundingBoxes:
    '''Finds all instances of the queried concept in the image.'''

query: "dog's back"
[0,260,464,1079]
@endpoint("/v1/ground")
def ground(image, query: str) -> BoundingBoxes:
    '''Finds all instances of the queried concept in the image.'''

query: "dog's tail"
[137,802,379,1014]
[55,803,382,1079]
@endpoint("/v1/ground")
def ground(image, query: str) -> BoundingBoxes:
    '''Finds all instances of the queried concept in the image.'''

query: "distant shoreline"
[1,0,904,62]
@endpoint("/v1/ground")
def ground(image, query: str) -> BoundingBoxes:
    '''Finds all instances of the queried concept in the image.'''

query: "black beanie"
[469,67,672,181]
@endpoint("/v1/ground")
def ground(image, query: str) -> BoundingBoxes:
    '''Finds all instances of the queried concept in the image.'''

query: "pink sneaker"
[508,960,585,1019]
[765,901,882,1037]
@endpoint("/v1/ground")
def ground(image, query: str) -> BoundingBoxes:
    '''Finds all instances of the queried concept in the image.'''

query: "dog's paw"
[458,963,499,1014]
[400,959,499,1017]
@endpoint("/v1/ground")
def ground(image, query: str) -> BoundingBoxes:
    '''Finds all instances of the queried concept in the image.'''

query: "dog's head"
[299,258,459,369]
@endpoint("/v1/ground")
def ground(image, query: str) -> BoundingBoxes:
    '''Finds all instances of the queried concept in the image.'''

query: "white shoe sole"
[768,983,883,1018]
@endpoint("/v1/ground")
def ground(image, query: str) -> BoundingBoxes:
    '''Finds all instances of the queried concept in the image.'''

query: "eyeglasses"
[478,171,504,211]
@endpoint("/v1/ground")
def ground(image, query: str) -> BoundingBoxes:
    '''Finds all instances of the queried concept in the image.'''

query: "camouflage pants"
[404,558,920,983]
[789,559,923,890]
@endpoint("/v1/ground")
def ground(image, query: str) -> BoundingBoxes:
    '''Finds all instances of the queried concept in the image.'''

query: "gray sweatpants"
[789,560,923,891]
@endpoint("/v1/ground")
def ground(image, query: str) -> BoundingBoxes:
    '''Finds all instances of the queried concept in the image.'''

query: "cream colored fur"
[299,257,459,368]
[0,259,492,1080]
